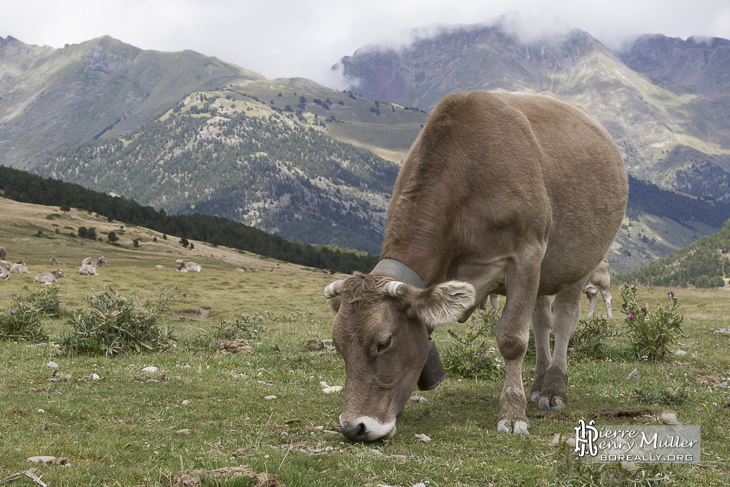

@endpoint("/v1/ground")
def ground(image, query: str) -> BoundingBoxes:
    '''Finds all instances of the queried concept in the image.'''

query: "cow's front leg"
[539,279,585,410]
[530,295,552,402]
[495,251,541,434]
[586,291,598,319]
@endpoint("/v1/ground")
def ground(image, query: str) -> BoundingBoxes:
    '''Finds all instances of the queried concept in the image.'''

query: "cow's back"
[383,91,627,296]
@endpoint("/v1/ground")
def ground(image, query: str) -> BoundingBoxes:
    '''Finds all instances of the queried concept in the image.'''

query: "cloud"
[1,0,729,86]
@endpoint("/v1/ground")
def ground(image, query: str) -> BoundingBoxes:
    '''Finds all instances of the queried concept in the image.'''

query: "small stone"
[175,428,195,435]
[675,350,687,356]
[264,395,277,400]
[413,483,427,487]
[414,433,431,443]
[181,400,190,405]
[319,381,329,388]
[565,437,576,448]
[47,361,59,369]
[409,396,428,403]
[37,409,45,414]
[660,411,679,425]
[142,366,158,373]
[621,460,638,472]
[628,368,639,379]
[27,456,56,464]
[90,373,102,380]
[713,327,730,334]
[717,381,728,389]
[322,386,342,394]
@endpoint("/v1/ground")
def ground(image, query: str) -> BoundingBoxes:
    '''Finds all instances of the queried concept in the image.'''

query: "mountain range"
[3,20,730,273]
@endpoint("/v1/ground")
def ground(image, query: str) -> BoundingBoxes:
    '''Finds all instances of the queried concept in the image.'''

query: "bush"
[209,314,264,341]
[57,287,174,356]
[633,386,689,406]
[620,284,684,360]
[0,304,48,342]
[442,308,501,379]
[568,316,624,359]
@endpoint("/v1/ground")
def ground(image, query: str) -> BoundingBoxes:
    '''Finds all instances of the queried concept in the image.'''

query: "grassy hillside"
[1,197,729,485]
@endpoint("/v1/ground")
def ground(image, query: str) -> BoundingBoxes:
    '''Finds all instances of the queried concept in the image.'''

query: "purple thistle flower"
[667,291,675,299]
[641,305,647,312]
[627,313,634,320]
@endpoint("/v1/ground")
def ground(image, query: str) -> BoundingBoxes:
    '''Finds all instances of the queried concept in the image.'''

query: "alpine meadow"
[1,14,730,487]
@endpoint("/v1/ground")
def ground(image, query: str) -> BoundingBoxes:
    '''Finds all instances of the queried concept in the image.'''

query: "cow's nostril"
[342,421,368,441]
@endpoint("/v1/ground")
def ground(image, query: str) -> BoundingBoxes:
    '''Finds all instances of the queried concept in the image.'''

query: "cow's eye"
[377,336,392,353]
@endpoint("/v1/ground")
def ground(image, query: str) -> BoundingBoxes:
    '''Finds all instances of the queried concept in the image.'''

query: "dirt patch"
[215,339,254,355]
[166,465,285,487]
[589,407,654,419]
[527,411,571,420]
[303,339,324,351]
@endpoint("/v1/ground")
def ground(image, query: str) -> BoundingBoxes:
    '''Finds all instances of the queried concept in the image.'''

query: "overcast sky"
[2,0,729,87]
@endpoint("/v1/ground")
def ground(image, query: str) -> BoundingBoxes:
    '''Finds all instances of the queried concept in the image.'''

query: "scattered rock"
[409,396,428,403]
[303,339,324,351]
[264,395,277,400]
[166,465,285,487]
[155,265,166,269]
[46,361,59,369]
[414,433,431,443]
[215,339,254,355]
[142,366,158,374]
[322,386,342,394]
[47,370,72,382]
[27,456,56,464]
[628,368,639,379]
[175,429,195,436]
[660,411,679,425]
[181,400,190,405]
[718,381,728,389]
[77,373,104,381]
[713,327,730,334]
[675,350,687,356]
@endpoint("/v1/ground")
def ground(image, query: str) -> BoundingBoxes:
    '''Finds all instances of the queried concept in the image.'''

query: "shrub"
[209,314,264,341]
[442,308,501,379]
[0,304,48,342]
[568,316,624,359]
[20,285,64,318]
[620,284,684,360]
[57,287,174,356]
[633,386,689,406]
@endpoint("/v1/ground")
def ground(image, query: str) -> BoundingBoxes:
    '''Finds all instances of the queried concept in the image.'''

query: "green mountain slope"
[335,22,730,201]
[0,35,262,168]
[36,89,399,254]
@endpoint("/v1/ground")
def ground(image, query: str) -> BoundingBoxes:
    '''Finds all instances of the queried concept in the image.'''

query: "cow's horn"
[324,280,345,299]
[385,281,408,297]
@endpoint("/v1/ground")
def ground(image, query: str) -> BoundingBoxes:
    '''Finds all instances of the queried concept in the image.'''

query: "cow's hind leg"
[538,278,586,411]
[601,289,613,319]
[586,291,598,319]
[529,295,552,402]
[495,249,541,434]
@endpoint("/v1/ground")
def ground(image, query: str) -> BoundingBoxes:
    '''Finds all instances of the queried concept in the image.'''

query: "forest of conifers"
[0,166,378,273]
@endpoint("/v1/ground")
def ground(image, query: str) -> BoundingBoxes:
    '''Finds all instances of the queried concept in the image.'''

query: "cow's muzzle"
[417,338,445,390]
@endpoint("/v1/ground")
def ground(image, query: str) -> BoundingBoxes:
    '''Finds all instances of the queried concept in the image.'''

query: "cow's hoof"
[539,396,566,411]
[530,391,540,402]
[496,419,530,434]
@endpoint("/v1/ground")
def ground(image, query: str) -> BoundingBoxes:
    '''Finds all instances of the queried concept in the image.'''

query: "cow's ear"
[327,296,342,314]
[413,281,476,327]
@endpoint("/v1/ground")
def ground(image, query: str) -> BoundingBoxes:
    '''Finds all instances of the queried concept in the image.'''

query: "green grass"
[1,199,729,485]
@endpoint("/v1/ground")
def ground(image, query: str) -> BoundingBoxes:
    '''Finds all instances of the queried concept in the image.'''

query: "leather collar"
[371,259,426,289]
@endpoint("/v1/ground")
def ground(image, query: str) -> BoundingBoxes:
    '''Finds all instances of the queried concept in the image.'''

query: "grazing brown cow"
[34,269,66,284]
[584,260,613,319]
[324,91,628,441]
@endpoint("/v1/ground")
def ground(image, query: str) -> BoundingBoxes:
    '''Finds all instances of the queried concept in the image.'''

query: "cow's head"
[325,273,475,441]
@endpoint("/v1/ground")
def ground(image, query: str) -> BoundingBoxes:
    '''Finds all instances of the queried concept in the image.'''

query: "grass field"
[1,198,729,486]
